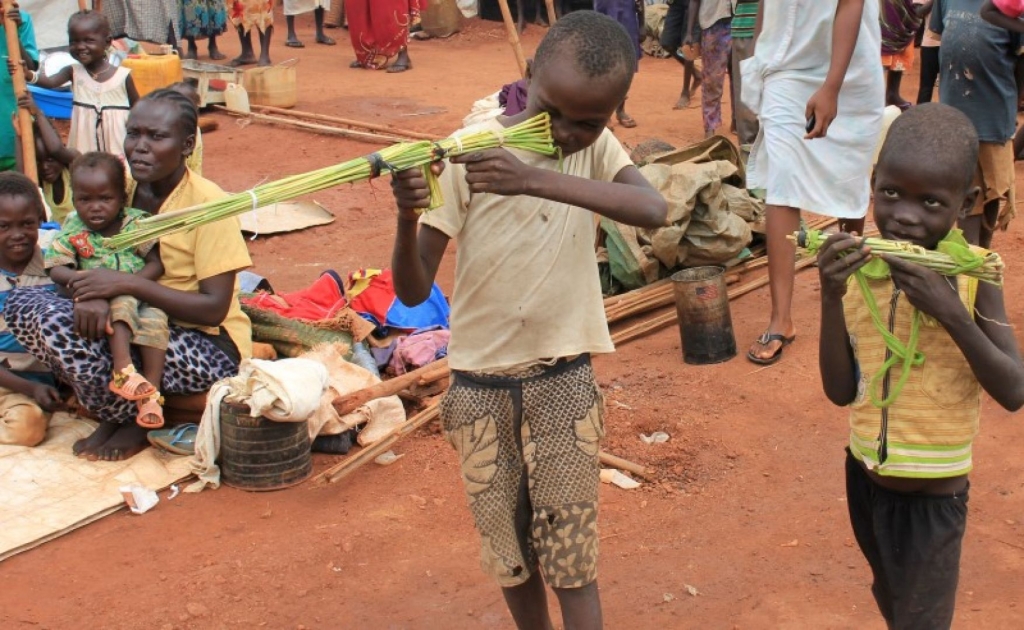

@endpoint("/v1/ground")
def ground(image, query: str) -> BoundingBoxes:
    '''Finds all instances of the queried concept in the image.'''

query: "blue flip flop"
[147,423,198,456]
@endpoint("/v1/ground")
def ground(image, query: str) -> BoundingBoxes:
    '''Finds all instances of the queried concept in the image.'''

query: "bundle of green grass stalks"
[105,114,557,251]
[791,227,1004,287]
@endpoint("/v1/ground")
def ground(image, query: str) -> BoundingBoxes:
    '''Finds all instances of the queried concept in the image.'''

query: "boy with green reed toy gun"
[389,11,666,630]
[811,103,1024,629]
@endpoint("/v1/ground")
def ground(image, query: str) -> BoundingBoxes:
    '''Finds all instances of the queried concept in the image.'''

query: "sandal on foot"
[136,395,165,429]
[147,423,197,456]
[617,113,638,129]
[746,331,796,366]
[109,367,158,401]
[285,40,305,48]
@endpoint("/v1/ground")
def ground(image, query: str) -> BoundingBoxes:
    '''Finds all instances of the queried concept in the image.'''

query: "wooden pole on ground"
[496,0,529,79]
[2,0,36,184]
[331,358,449,417]
[544,0,557,25]
[245,103,436,141]
[213,106,415,144]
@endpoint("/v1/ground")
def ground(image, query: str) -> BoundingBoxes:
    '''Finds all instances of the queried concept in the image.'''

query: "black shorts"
[660,0,701,54]
[845,450,969,630]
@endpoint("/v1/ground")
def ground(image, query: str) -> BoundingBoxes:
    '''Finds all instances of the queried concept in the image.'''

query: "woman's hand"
[817,232,871,302]
[805,84,840,139]
[68,268,136,302]
[391,162,444,222]
[73,298,111,341]
[451,149,530,196]
[883,255,968,326]
[30,383,63,412]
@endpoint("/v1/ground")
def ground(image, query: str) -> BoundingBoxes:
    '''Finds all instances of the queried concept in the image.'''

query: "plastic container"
[28,85,72,119]
[421,0,462,38]
[243,59,298,109]
[181,59,243,107]
[224,83,250,114]
[219,401,312,492]
[671,266,737,364]
[121,52,184,96]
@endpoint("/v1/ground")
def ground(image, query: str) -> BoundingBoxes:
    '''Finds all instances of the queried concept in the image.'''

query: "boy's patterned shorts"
[441,354,605,589]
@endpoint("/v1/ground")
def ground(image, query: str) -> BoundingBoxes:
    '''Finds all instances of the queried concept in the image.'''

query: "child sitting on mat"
[46,152,168,430]
[389,11,666,629]
[0,173,61,447]
[816,103,1024,629]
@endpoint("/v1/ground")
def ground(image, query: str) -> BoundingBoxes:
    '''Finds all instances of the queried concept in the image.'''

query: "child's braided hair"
[138,88,199,142]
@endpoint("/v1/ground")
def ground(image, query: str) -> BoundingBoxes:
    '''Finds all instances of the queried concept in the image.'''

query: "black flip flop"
[285,40,305,48]
[746,332,796,366]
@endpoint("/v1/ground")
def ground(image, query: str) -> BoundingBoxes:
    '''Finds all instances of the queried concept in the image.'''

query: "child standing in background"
[593,0,643,127]
[23,11,138,158]
[229,0,274,67]
[686,0,732,137]
[660,0,702,109]
[932,0,1021,247]
[916,0,940,104]
[880,0,932,109]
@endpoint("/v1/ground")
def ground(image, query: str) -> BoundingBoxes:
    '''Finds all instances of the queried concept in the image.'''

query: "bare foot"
[89,423,150,462]
[674,94,691,110]
[209,48,226,61]
[617,111,637,128]
[257,56,273,67]
[184,47,199,61]
[316,34,336,45]
[73,421,118,457]
[229,54,257,67]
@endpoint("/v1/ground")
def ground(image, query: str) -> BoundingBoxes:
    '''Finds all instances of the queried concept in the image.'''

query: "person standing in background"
[686,0,732,138]
[730,0,759,152]
[283,0,335,48]
[661,0,702,109]
[179,0,228,61]
[916,0,940,104]
[594,0,644,127]
[345,0,423,72]
[880,0,932,109]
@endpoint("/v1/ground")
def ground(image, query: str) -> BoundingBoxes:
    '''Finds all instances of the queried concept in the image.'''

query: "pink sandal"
[136,395,165,429]
[109,367,158,402]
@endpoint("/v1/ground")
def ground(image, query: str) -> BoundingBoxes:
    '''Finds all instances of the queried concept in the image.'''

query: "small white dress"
[69,64,132,158]
[742,0,885,218]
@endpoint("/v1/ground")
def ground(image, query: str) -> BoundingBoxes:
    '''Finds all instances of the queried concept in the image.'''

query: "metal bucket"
[671,266,737,365]
[219,401,312,491]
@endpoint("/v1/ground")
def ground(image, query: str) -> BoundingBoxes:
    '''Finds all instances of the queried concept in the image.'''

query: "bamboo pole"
[213,106,414,145]
[245,103,436,141]
[321,403,441,483]
[496,0,529,79]
[331,358,449,417]
[3,0,35,184]
[544,0,557,25]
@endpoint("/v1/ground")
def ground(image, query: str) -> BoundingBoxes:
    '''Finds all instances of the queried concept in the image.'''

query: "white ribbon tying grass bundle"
[104,113,557,252]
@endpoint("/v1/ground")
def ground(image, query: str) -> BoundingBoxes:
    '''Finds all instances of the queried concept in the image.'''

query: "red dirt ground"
[3,12,1023,630]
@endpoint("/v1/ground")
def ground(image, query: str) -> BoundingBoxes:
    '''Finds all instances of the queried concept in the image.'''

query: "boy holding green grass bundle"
[389,11,666,629]
[816,103,1024,629]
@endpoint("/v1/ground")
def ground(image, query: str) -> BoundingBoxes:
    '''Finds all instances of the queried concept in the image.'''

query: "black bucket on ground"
[671,266,737,365]
[219,401,312,491]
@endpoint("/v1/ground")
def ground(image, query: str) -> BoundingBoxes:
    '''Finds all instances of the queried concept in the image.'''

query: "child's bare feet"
[674,93,691,109]
[316,34,336,45]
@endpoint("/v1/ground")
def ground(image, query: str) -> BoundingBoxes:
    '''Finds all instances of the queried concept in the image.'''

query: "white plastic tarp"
[20,0,79,51]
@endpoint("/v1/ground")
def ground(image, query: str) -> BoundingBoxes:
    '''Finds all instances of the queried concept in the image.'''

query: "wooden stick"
[599,451,649,478]
[332,358,449,417]
[3,1,36,184]
[496,0,529,79]
[245,103,436,141]
[213,106,414,144]
[544,0,557,25]
[78,0,88,11]
[322,403,441,483]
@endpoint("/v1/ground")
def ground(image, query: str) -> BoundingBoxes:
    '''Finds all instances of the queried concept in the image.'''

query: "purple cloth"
[594,0,642,69]
[499,79,529,116]
[881,0,924,55]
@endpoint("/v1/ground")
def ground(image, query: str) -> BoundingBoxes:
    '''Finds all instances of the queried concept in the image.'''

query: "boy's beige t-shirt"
[421,119,634,372]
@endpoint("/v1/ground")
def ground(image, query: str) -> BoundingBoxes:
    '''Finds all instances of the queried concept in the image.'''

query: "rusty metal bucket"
[219,401,312,491]
[671,266,737,365]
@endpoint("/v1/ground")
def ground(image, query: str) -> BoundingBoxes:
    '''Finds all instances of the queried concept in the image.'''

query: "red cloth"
[994,0,1024,18]
[348,268,397,325]
[242,272,347,321]
[344,0,424,69]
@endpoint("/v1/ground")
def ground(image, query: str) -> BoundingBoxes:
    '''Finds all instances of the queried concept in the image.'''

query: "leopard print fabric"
[6,287,239,424]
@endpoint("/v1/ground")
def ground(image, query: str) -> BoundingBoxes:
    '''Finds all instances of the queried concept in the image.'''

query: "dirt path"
[2,13,1022,630]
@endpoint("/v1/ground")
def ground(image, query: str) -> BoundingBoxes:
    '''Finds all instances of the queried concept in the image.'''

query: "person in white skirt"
[741,0,883,364]
[283,0,336,47]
